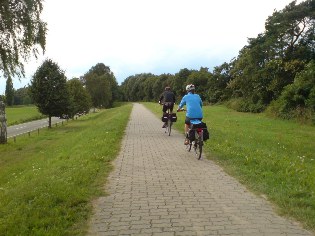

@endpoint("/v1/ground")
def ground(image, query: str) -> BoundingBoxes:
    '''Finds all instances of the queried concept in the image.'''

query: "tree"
[174,68,193,98]
[207,62,233,103]
[0,0,47,78]
[14,87,32,105]
[67,78,91,118]
[269,60,315,121]
[85,74,111,108]
[186,67,212,101]
[226,0,314,112]
[83,63,118,107]
[5,77,14,106]
[29,59,70,128]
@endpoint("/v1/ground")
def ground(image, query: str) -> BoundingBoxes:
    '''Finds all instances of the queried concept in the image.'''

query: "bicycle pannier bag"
[170,113,177,122]
[191,122,210,141]
[188,129,195,141]
[161,113,168,122]
[203,128,210,141]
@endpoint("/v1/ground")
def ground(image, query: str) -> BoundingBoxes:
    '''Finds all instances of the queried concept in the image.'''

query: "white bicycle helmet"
[186,84,195,92]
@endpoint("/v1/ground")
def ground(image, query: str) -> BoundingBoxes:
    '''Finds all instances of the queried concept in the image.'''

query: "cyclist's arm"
[159,94,164,104]
[177,97,186,111]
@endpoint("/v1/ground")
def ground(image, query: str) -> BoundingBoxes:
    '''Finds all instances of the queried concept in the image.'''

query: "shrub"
[267,60,315,124]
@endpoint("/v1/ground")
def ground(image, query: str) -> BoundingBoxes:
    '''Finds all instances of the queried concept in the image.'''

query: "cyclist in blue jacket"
[177,84,203,145]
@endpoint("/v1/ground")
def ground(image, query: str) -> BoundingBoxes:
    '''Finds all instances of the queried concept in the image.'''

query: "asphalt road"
[7,117,65,138]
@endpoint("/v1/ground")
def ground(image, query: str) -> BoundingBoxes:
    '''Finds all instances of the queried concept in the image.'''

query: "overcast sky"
[0,0,303,94]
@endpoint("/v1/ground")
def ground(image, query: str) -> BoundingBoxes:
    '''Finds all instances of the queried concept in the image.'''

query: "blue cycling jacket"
[178,92,203,118]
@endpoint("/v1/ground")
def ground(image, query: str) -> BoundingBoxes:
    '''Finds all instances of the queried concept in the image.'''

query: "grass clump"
[0,103,132,235]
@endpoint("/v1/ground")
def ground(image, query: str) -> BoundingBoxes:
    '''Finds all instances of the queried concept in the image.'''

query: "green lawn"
[5,105,46,126]
[1,102,314,234]
[0,103,132,235]
[144,102,315,232]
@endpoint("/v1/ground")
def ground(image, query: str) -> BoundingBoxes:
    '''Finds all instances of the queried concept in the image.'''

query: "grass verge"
[6,105,47,126]
[0,103,132,235]
[143,102,315,232]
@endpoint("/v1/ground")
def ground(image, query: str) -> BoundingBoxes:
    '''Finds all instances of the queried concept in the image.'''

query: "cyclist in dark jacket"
[159,86,176,128]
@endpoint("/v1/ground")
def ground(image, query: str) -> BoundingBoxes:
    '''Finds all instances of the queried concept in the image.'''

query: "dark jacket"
[159,90,175,103]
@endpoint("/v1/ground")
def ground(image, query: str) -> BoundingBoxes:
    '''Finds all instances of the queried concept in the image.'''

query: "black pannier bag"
[203,128,210,141]
[190,122,210,141]
[188,129,195,141]
[170,113,177,122]
[161,113,168,122]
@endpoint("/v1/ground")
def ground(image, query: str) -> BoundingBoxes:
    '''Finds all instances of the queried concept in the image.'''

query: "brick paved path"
[88,103,312,236]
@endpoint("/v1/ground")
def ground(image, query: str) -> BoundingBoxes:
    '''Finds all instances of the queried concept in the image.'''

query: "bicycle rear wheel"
[197,140,203,160]
[167,119,172,136]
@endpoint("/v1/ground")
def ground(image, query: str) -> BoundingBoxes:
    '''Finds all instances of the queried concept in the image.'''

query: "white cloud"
[0,0,304,94]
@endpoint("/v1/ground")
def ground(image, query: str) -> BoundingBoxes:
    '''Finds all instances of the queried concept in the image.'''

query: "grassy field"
[5,105,46,126]
[144,102,315,232]
[0,103,132,235]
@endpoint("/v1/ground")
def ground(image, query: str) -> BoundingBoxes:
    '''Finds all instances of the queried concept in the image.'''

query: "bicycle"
[160,102,176,136]
[187,121,204,160]
[177,108,204,160]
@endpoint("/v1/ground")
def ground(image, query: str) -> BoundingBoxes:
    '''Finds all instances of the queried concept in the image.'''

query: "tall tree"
[5,77,14,106]
[29,59,70,127]
[207,62,233,103]
[67,78,91,118]
[83,63,118,107]
[0,0,47,78]
[85,74,111,108]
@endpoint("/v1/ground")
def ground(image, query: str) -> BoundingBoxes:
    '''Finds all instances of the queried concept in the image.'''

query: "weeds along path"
[88,103,312,236]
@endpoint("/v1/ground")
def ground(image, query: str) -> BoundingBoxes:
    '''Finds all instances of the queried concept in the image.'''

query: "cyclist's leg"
[162,105,168,128]
[169,103,174,113]
[185,117,191,134]
[184,117,190,145]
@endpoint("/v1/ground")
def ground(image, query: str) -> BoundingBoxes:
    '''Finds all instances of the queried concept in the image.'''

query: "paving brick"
[87,103,313,236]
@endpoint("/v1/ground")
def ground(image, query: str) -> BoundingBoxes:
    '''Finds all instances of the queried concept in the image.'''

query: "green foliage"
[207,62,232,103]
[267,60,315,123]
[186,67,212,101]
[13,87,33,105]
[29,59,70,126]
[173,68,192,98]
[5,77,14,106]
[0,95,5,102]
[67,78,91,118]
[0,0,47,78]
[83,63,118,108]
[120,73,175,102]
[226,0,314,114]
[0,104,132,235]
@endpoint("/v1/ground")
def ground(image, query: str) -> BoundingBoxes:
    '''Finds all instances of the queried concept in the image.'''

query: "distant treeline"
[120,0,315,123]
[1,0,314,123]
